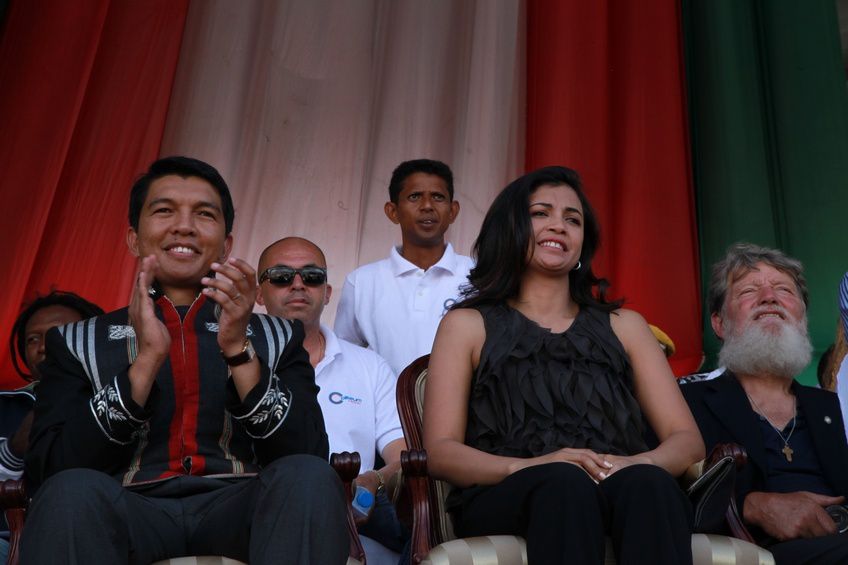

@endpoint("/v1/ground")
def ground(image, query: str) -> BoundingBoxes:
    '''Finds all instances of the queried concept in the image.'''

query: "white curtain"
[160,0,525,322]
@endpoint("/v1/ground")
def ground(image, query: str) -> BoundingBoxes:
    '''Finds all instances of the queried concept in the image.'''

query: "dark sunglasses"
[259,265,328,287]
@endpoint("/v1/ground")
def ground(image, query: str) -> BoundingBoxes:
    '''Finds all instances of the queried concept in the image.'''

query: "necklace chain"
[745,391,797,461]
[317,331,326,360]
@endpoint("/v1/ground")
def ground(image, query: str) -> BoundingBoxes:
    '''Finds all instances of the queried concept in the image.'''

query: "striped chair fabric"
[418,533,773,565]
[152,557,363,564]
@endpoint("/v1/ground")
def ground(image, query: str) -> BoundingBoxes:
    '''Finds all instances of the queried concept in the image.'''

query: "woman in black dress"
[424,166,704,564]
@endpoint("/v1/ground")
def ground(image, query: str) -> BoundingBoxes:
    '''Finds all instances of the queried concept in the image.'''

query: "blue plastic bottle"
[351,485,375,519]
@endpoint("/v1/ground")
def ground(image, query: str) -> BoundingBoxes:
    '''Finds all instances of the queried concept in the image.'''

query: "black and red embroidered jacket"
[25,293,328,491]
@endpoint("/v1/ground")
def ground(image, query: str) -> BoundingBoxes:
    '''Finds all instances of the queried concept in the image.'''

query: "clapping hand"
[201,258,257,354]
[127,255,170,404]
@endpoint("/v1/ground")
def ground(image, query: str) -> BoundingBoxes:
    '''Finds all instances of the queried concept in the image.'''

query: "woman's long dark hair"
[455,166,621,312]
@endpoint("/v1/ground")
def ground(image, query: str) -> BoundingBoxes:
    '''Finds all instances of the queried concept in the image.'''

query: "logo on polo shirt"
[328,392,363,405]
[442,297,457,316]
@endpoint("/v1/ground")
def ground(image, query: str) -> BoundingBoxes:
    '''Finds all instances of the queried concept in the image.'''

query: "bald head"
[258,237,327,274]
[256,237,331,329]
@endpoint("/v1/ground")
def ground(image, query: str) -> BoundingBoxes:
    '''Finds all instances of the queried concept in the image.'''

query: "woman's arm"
[424,308,610,487]
[609,309,705,477]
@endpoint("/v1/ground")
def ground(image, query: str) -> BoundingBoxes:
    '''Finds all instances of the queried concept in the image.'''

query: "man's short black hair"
[10,290,105,380]
[128,156,235,234]
[388,159,454,204]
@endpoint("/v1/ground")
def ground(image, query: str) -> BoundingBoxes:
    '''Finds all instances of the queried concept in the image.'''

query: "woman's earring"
[573,260,582,271]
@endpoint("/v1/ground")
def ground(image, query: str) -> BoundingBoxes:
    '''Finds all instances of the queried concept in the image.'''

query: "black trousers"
[768,533,848,565]
[20,454,349,565]
[454,462,693,565]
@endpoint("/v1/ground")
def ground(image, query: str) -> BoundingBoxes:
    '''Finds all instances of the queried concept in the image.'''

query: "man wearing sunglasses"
[21,157,348,565]
[258,237,409,565]
[334,159,474,375]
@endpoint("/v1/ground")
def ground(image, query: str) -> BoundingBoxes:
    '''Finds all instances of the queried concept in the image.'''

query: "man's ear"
[384,202,400,225]
[220,234,234,261]
[324,284,333,306]
[711,312,725,340]
[448,200,460,224]
[127,227,140,257]
[256,286,265,307]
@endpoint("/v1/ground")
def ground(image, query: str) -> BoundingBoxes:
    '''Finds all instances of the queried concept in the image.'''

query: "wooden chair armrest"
[396,356,430,452]
[330,452,366,564]
[705,442,748,470]
[681,442,749,486]
[401,449,432,565]
[0,480,26,509]
[0,479,28,565]
[706,443,755,542]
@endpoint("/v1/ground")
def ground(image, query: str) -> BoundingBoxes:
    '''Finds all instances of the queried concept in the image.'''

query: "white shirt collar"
[388,242,461,277]
[315,324,342,375]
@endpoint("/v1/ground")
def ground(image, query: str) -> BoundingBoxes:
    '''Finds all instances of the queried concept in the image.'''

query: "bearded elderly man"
[682,243,848,565]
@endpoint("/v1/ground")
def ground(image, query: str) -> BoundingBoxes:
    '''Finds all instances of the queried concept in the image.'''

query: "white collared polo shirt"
[315,325,403,472]
[334,243,474,375]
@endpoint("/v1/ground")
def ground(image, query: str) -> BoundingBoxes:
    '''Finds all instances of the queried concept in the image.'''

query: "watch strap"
[372,468,385,494]
[222,339,255,367]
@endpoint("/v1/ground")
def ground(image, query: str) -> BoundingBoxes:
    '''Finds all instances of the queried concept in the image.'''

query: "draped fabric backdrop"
[1,0,845,388]
[684,0,848,384]
[158,0,525,317]
[527,0,703,374]
[0,0,189,385]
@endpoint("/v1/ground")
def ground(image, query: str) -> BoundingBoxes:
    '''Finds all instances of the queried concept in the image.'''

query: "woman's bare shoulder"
[440,307,485,332]
[432,307,487,363]
[608,308,655,347]
[609,307,650,330]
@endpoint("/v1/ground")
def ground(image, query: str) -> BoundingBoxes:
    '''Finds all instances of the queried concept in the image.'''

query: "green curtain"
[684,0,848,385]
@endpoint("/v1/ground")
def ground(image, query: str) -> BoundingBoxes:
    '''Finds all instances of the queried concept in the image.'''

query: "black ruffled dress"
[447,302,649,511]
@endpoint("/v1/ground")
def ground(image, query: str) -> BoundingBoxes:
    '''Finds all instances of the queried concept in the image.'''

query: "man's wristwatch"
[222,339,255,367]
[371,468,385,495]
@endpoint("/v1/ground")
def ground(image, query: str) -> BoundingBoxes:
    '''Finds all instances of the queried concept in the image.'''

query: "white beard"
[718,312,813,379]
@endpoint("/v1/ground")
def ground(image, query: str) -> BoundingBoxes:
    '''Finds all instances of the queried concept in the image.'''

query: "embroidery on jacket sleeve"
[108,325,136,340]
[236,375,292,439]
[205,322,253,336]
[89,377,144,445]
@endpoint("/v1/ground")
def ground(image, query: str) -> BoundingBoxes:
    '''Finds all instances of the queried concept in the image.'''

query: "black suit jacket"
[682,372,848,518]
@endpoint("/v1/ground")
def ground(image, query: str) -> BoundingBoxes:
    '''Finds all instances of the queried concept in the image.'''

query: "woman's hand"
[510,447,614,482]
[601,453,655,478]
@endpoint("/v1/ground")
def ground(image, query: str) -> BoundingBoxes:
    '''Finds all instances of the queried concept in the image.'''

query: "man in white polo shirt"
[257,237,408,565]
[334,159,474,375]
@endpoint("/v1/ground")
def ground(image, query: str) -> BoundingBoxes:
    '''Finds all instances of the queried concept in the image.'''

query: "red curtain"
[526,0,702,374]
[0,0,703,384]
[0,0,189,388]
